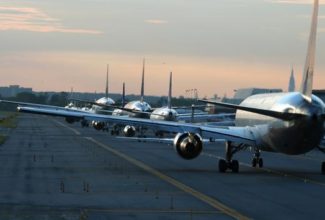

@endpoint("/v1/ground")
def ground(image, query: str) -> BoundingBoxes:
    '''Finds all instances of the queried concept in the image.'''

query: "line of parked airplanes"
[1,0,325,174]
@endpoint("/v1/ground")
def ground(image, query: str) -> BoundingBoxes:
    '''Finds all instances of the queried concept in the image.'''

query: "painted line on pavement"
[52,119,81,136]
[86,137,251,220]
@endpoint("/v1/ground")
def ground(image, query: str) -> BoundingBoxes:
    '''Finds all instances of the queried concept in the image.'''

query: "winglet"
[140,58,145,103]
[167,72,172,109]
[299,0,319,102]
[106,64,109,98]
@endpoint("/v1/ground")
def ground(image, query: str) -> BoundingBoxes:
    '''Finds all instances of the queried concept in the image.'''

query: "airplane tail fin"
[299,0,319,101]
[140,58,145,103]
[122,82,126,107]
[288,67,295,92]
[106,64,109,98]
[167,72,172,109]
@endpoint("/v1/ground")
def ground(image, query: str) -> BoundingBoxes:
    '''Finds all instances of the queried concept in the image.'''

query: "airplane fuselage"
[235,92,325,155]
[117,101,152,118]
[150,108,178,121]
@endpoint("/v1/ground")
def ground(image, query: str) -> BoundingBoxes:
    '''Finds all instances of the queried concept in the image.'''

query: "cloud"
[267,0,325,4]
[0,6,102,34]
[145,19,168,25]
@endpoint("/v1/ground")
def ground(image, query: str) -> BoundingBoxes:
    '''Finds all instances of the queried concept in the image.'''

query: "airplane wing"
[177,113,235,123]
[17,105,256,146]
[116,136,221,144]
[0,100,87,113]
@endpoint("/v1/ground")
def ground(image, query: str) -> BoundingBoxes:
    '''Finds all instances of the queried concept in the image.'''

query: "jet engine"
[173,133,203,160]
[92,121,105,130]
[123,125,136,137]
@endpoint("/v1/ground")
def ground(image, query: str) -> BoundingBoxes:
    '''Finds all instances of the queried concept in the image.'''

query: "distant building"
[0,85,33,97]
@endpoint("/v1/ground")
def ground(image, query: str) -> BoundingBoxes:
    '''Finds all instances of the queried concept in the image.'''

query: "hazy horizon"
[1,0,325,98]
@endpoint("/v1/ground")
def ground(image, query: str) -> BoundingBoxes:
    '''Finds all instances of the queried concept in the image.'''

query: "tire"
[219,159,227,173]
[231,160,239,173]
[258,158,264,168]
[322,162,325,174]
[252,158,257,167]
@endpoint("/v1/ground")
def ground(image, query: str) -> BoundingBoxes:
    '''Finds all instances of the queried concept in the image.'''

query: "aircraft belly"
[259,120,323,155]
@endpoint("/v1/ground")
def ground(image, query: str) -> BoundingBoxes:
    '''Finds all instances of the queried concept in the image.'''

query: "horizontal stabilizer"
[198,99,305,121]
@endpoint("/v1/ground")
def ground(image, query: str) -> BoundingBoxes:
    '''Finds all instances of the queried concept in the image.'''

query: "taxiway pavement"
[0,114,324,220]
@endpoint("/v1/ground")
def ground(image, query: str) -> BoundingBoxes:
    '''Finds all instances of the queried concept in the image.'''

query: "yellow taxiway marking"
[86,137,251,220]
[52,119,81,136]
[202,153,325,187]
[84,208,221,214]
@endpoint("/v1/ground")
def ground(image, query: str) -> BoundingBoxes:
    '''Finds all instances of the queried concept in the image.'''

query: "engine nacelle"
[173,133,203,160]
[92,121,105,130]
[123,125,136,137]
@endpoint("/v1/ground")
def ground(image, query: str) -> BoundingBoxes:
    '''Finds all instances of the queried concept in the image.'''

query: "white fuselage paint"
[150,108,178,121]
[113,101,152,118]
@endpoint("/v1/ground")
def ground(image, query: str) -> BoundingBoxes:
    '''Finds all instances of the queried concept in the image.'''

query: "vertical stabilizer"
[140,59,145,103]
[167,72,172,109]
[106,64,109,98]
[288,67,296,92]
[299,0,319,101]
[122,82,126,107]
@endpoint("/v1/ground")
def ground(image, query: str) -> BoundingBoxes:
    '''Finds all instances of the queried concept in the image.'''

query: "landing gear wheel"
[322,162,325,174]
[231,160,239,173]
[252,158,257,167]
[258,158,264,168]
[219,159,227,173]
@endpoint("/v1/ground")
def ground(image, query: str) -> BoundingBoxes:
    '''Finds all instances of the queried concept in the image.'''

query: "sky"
[0,0,325,98]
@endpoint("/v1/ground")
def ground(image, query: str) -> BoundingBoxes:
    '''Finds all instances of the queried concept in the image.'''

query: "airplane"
[72,64,116,129]
[109,70,234,136]
[105,59,152,136]
[4,0,325,174]
[147,71,234,136]
[112,59,152,118]
[73,64,116,109]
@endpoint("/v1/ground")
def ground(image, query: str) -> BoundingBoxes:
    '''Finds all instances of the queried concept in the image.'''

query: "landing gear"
[138,126,147,138]
[317,147,325,174]
[251,149,263,168]
[218,142,242,173]
[110,126,120,136]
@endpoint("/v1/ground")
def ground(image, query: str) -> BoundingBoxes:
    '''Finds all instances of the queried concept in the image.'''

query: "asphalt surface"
[0,113,325,219]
